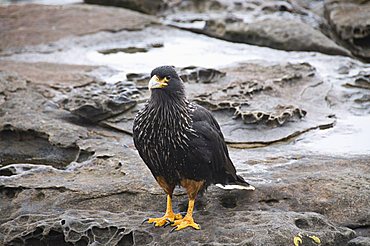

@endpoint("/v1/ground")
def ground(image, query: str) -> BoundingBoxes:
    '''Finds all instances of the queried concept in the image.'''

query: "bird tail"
[216,175,255,190]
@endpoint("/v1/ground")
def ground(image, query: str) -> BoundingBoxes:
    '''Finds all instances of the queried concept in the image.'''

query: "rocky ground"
[0,1,369,245]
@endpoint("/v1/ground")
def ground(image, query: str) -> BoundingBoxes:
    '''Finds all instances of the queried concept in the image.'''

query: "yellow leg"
[146,195,183,227]
[171,199,200,231]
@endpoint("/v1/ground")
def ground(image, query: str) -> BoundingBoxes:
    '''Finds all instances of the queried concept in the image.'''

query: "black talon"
[170,226,178,233]
[141,218,149,225]
[164,221,171,228]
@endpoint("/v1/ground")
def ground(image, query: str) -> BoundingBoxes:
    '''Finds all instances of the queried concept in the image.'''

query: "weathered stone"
[348,236,370,246]
[1,154,366,245]
[61,80,140,122]
[179,66,226,84]
[0,4,155,53]
[84,0,167,15]
[0,60,113,89]
[98,46,149,54]
[126,66,226,86]
[324,0,370,61]
[0,72,89,149]
[202,18,350,56]
[192,62,334,144]
[0,2,369,245]
[0,209,355,246]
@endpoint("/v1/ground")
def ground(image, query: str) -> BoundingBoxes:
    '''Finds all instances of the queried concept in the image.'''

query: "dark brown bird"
[133,66,254,231]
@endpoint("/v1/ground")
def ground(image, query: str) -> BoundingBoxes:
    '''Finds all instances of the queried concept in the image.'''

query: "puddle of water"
[294,115,370,156]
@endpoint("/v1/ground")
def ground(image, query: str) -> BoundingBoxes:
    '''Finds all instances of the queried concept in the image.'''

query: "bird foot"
[143,213,183,227]
[170,216,201,232]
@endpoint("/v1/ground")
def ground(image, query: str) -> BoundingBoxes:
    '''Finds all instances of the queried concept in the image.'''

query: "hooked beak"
[148,75,168,90]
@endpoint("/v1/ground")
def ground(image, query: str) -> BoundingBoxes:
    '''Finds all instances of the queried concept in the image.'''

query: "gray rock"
[84,0,167,15]
[61,80,140,122]
[324,0,370,61]
[203,18,350,56]
[0,2,369,246]
[126,66,226,86]
[192,62,334,144]
[0,210,355,245]
[348,237,370,246]
[0,4,155,53]
[0,71,89,166]
[0,60,113,89]
[179,66,226,84]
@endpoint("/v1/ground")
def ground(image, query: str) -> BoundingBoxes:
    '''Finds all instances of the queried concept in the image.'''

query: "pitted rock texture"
[178,66,226,84]
[326,70,370,115]
[60,81,140,122]
[324,0,370,61]
[0,75,88,148]
[191,62,334,144]
[0,210,355,246]
[126,66,226,86]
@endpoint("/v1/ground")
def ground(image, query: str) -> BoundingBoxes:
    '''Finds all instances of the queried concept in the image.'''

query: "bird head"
[148,66,184,95]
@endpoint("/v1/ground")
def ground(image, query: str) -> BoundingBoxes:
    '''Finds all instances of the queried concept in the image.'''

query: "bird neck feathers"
[135,90,195,151]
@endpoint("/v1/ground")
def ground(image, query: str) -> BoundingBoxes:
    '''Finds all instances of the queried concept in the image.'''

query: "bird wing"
[189,104,240,184]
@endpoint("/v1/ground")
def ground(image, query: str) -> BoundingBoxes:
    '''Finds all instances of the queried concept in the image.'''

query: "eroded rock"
[84,0,168,15]
[324,0,370,61]
[0,130,80,168]
[202,18,350,56]
[126,66,226,86]
[165,0,351,57]
[0,61,113,89]
[0,4,155,53]
[191,62,334,144]
[0,209,356,245]
[0,2,369,245]
[179,66,226,84]
[61,81,140,122]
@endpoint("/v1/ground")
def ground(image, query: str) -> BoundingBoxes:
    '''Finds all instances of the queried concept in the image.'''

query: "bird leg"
[171,179,204,231]
[171,198,200,231]
[146,194,183,227]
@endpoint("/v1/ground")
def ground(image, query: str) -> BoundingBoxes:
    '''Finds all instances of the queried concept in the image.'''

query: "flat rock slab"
[0,60,113,88]
[201,18,350,56]
[0,4,155,53]
[164,0,351,57]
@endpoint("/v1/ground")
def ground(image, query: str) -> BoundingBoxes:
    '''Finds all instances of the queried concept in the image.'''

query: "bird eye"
[165,76,171,81]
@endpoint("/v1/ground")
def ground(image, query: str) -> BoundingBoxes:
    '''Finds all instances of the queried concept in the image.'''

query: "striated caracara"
[133,66,254,231]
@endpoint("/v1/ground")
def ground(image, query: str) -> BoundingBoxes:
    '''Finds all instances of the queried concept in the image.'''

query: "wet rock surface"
[201,18,350,56]
[60,80,140,122]
[0,3,155,54]
[84,0,167,15]
[0,1,370,246]
[324,0,370,61]
[162,0,351,57]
